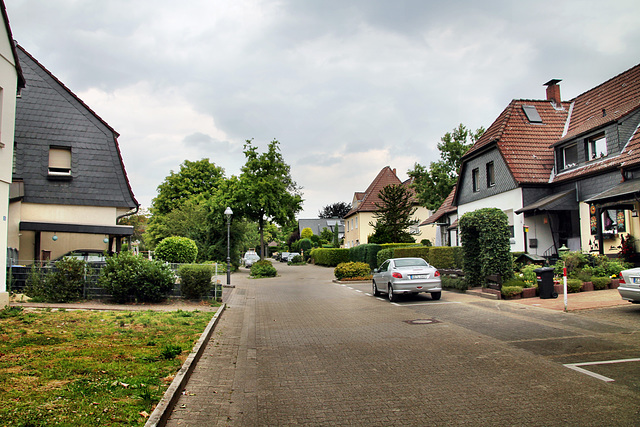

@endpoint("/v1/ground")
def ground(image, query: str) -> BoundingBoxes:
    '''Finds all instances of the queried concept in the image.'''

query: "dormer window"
[586,133,607,160]
[48,146,72,177]
[562,144,578,169]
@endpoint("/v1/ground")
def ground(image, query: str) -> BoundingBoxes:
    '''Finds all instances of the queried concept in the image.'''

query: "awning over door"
[584,179,640,210]
[515,189,576,215]
[20,221,134,236]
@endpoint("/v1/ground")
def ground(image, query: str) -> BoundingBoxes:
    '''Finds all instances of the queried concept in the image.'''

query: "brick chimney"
[544,79,562,105]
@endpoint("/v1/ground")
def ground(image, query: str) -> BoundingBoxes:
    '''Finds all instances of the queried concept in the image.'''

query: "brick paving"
[165,263,640,426]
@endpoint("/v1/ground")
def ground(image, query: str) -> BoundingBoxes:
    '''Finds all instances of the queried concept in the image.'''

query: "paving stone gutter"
[145,304,226,427]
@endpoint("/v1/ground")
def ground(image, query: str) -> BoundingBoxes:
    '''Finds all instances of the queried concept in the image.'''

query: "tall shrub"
[99,252,175,303]
[459,208,512,286]
[155,236,198,263]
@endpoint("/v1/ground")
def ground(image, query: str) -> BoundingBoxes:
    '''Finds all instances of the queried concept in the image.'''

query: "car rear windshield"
[394,259,428,267]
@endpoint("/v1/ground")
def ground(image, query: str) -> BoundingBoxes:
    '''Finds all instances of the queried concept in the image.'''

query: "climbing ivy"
[459,208,513,286]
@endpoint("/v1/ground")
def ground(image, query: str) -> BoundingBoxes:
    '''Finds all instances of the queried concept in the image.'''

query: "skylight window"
[522,105,542,123]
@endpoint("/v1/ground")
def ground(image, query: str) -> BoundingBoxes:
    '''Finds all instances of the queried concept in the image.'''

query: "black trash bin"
[535,266,557,299]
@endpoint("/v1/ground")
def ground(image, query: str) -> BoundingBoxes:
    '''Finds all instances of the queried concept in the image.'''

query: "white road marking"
[563,358,640,382]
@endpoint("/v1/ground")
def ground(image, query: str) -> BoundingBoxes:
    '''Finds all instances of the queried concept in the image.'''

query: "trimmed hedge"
[155,236,198,264]
[394,247,430,262]
[349,244,381,269]
[177,264,213,299]
[428,246,464,269]
[376,248,395,268]
[591,276,611,290]
[311,248,350,267]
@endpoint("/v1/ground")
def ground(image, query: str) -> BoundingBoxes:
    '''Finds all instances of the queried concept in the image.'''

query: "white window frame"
[587,134,607,161]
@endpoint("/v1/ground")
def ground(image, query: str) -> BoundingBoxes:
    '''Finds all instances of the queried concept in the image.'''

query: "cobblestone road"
[166,262,640,426]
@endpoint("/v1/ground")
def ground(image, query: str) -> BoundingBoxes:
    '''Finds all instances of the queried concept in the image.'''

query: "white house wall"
[457,188,528,252]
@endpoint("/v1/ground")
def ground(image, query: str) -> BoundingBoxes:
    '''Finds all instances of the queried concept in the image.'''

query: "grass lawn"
[0,305,217,426]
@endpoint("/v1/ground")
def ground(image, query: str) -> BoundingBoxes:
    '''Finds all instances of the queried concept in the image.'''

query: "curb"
[145,303,226,427]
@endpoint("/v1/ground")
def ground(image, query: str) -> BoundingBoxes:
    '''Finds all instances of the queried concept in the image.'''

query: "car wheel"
[431,291,441,301]
[372,280,380,297]
[388,284,397,302]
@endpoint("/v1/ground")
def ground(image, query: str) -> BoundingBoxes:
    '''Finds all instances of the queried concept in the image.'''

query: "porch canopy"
[584,178,640,210]
[19,221,134,260]
[515,189,576,215]
[19,221,133,236]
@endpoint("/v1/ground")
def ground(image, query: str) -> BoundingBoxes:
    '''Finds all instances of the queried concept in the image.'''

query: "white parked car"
[372,257,442,302]
[618,268,640,303]
[243,251,260,268]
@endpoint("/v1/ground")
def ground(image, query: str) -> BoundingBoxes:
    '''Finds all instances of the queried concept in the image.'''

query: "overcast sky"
[7,0,640,219]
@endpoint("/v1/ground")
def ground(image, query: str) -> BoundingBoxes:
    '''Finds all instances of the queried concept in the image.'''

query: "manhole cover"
[404,318,441,325]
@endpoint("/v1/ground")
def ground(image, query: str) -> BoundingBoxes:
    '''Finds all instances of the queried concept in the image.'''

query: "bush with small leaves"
[99,251,175,303]
[250,260,277,278]
[334,262,371,280]
[154,236,198,264]
[177,264,214,299]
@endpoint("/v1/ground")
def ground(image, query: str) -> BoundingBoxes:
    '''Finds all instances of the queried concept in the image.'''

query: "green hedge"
[311,248,350,267]
[376,248,395,268]
[428,247,464,269]
[177,264,213,299]
[349,244,381,269]
[393,247,430,262]
[591,276,611,290]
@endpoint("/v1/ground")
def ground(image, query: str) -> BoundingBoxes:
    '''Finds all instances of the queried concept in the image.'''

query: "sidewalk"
[510,287,631,311]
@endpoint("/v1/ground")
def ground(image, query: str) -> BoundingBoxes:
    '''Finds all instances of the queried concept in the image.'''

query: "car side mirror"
[373,268,379,273]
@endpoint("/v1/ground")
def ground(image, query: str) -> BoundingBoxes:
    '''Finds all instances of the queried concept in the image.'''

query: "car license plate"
[412,274,429,279]
[633,277,640,284]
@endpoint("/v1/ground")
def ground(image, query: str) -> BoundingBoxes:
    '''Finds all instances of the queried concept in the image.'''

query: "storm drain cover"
[404,318,441,325]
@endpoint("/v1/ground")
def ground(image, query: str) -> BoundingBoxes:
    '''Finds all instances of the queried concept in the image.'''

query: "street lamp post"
[224,207,233,287]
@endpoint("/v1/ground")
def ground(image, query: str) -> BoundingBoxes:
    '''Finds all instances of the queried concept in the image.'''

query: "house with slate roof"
[7,45,138,264]
[0,0,26,306]
[343,166,435,248]
[424,63,640,258]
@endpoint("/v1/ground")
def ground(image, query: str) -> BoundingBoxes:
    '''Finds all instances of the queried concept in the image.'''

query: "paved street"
[166,262,640,426]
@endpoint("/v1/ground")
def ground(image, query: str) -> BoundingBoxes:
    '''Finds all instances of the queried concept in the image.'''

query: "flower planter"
[503,293,522,300]
[521,287,537,298]
[610,279,620,289]
[554,283,565,294]
[581,281,594,292]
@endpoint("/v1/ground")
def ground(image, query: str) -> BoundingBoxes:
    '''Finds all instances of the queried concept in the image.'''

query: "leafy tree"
[408,124,485,210]
[301,227,314,239]
[235,139,303,260]
[319,202,352,219]
[151,159,225,215]
[320,227,333,243]
[368,184,417,244]
[332,224,340,247]
[118,208,149,250]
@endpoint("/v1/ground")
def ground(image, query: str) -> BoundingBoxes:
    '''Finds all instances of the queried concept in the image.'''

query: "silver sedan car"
[372,257,442,302]
[618,268,640,303]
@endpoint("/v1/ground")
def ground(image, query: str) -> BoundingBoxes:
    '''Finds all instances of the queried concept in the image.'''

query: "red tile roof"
[461,63,640,187]
[421,186,456,225]
[552,63,640,183]
[464,99,570,184]
[345,166,403,217]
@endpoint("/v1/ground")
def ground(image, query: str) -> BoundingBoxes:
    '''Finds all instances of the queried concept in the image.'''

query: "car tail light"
[392,272,403,279]
[435,270,440,277]
[619,274,626,284]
